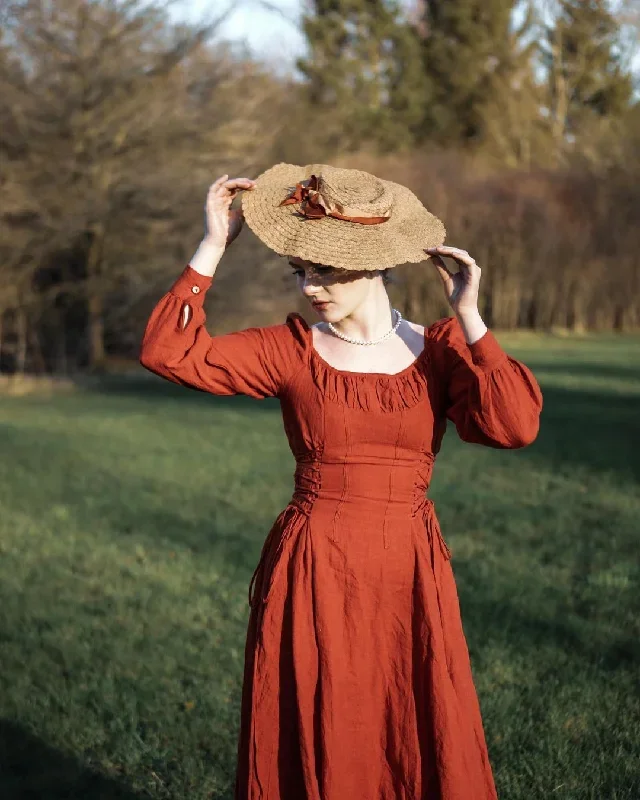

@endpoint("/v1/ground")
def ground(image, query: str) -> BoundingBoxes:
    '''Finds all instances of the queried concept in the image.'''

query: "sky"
[170,0,308,77]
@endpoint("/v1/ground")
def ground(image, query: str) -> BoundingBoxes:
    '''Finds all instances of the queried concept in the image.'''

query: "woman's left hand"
[425,245,481,316]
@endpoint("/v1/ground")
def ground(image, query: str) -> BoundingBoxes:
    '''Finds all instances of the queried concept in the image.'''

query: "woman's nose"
[301,279,321,294]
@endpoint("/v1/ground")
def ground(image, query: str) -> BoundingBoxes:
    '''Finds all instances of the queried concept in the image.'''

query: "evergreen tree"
[474,2,547,167]
[416,0,527,147]
[540,0,634,149]
[296,0,429,153]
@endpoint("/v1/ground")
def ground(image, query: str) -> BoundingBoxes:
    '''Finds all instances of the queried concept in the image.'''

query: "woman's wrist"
[455,307,488,345]
[189,238,226,277]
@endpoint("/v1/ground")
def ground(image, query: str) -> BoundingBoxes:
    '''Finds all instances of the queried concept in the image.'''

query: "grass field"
[1,331,639,799]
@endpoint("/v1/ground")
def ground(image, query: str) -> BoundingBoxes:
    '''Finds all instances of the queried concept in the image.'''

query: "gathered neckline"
[291,312,429,378]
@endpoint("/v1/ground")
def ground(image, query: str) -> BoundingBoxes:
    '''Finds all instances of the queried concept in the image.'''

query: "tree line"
[1,0,639,375]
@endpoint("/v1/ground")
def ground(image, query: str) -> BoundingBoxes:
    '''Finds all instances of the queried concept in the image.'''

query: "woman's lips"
[313,301,331,309]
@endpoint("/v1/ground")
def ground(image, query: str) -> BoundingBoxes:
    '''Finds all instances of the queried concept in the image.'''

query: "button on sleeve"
[166,265,213,305]
[139,265,302,399]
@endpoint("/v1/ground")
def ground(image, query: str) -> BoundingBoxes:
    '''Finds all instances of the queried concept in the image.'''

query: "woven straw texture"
[241,162,446,271]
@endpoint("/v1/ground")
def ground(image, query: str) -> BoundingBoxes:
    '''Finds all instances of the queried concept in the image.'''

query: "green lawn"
[1,331,639,799]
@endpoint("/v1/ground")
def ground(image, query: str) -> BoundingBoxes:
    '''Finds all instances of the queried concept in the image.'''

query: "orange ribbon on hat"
[279,174,391,225]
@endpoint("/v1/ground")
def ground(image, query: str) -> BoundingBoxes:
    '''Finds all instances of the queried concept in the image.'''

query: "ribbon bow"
[279,174,391,225]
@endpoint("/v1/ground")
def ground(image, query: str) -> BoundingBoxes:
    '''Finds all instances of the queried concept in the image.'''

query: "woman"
[139,164,543,800]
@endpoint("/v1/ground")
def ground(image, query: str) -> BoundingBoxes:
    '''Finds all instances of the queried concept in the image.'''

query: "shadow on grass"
[452,567,640,675]
[521,361,640,382]
[517,383,640,483]
[78,373,280,416]
[0,719,145,799]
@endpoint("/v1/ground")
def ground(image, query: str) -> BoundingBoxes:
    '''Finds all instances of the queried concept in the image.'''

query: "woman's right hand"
[204,174,256,251]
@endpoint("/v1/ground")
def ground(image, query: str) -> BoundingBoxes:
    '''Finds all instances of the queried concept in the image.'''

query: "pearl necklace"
[327,309,403,345]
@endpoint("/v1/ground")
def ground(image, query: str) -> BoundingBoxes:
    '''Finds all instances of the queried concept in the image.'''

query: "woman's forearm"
[189,238,226,277]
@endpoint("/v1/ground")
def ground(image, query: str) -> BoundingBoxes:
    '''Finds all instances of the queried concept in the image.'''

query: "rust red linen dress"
[140,265,543,800]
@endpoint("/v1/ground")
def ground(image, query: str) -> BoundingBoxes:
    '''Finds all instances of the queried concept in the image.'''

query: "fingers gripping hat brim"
[241,162,446,271]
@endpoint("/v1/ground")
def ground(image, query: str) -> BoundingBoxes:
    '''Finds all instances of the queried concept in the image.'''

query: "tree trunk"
[15,305,27,374]
[86,223,107,370]
[28,326,47,374]
[87,292,105,369]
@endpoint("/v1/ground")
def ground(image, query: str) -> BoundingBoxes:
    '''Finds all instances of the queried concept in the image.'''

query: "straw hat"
[241,162,446,271]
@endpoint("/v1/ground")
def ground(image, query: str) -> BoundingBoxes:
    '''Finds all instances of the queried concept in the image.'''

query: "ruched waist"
[249,458,448,609]
[291,457,433,518]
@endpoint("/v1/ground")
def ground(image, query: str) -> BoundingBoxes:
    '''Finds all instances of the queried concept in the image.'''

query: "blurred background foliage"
[1,0,639,375]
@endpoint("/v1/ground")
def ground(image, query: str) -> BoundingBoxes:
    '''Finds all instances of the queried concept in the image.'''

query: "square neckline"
[303,315,429,378]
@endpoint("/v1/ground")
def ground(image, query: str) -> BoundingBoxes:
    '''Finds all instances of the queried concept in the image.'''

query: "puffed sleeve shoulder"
[427,316,543,448]
[139,265,305,398]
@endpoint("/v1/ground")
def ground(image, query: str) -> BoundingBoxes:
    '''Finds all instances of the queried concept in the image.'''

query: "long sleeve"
[139,265,298,398]
[428,316,543,449]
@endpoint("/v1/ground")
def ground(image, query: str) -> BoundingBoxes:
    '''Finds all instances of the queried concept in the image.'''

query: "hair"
[286,256,393,286]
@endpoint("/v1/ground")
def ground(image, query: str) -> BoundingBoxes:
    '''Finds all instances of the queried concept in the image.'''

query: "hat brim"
[241,162,446,271]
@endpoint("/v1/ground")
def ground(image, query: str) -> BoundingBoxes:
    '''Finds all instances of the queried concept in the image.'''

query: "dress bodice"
[278,312,443,480]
